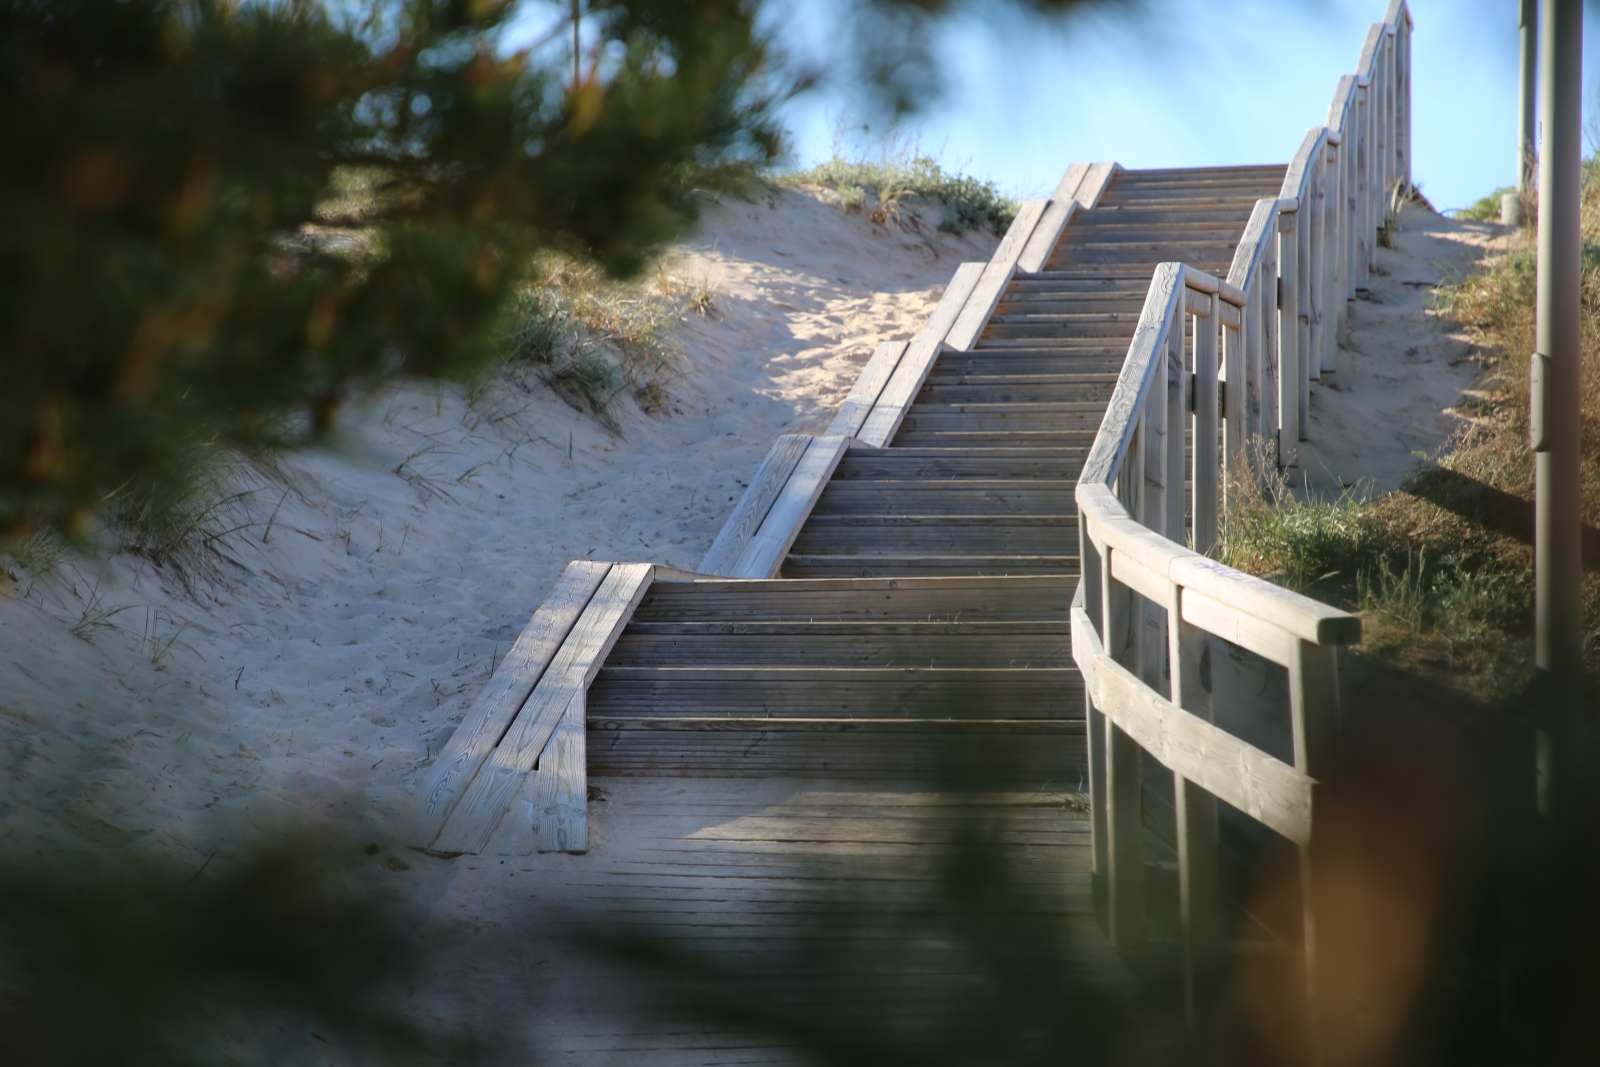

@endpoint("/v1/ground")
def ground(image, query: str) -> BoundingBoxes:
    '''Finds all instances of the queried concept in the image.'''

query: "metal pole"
[1506,0,1539,225]
[1532,0,1582,818]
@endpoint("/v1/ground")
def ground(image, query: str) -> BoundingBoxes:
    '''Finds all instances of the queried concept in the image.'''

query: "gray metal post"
[1532,0,1582,817]
[1506,0,1539,225]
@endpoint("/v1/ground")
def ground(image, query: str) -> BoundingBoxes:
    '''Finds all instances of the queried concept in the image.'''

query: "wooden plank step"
[587,685,1077,715]
[831,450,1086,478]
[630,576,1077,622]
[1093,191,1270,209]
[620,620,1070,636]
[1119,164,1286,181]
[916,381,1117,403]
[895,413,1106,434]
[889,431,1099,448]
[1057,224,1246,242]
[586,729,1086,781]
[923,369,1121,388]
[602,638,1071,669]
[592,665,1080,684]
[782,557,1079,578]
[1069,209,1257,226]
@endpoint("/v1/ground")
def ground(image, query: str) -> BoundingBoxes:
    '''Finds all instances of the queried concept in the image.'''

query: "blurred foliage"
[0,0,781,545]
[0,838,512,1067]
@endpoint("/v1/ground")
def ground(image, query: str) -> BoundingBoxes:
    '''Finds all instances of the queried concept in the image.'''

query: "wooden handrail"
[1074,2,1408,1052]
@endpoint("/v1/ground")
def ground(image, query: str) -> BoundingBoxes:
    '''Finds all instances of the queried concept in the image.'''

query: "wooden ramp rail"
[1071,1,1409,1056]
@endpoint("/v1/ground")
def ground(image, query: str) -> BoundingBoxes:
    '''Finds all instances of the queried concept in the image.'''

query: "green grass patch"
[780,149,1018,236]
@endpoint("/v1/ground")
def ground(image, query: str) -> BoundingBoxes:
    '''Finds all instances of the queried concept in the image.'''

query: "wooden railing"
[1072,0,1410,1047]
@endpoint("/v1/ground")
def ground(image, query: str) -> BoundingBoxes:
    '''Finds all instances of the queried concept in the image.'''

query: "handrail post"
[1193,304,1221,555]
[1306,151,1326,384]
[1322,140,1341,374]
[1102,533,1144,948]
[1084,512,1109,881]
[1278,210,1300,465]
[1291,639,1340,1062]
[1297,191,1313,438]
[1170,582,1221,1027]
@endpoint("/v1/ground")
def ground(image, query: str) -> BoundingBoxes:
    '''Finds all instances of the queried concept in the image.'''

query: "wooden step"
[916,381,1117,404]
[782,556,1079,578]
[1119,164,1286,182]
[631,576,1076,622]
[889,430,1099,448]
[831,448,1086,478]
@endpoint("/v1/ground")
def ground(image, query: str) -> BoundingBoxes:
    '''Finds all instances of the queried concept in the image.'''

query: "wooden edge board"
[1356,23,1385,84]
[412,559,611,843]
[946,199,1052,351]
[698,434,812,575]
[428,563,655,855]
[857,261,986,447]
[1016,199,1076,275]
[826,341,909,438]
[1075,162,1120,208]
[1072,606,1313,846]
[1050,161,1093,203]
[733,435,852,579]
[534,690,587,853]
[1326,74,1358,129]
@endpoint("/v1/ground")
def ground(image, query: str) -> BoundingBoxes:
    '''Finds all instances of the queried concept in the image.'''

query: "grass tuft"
[780,135,1017,236]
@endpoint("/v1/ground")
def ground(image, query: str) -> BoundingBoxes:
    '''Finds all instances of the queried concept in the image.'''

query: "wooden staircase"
[585,165,1287,783]
[416,163,1290,856]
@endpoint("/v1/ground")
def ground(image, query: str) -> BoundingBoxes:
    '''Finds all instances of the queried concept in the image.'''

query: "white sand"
[0,186,998,861]
[1294,201,1501,497]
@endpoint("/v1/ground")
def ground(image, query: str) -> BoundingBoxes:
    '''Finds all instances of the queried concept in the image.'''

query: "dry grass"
[1220,171,1600,706]
[501,253,708,432]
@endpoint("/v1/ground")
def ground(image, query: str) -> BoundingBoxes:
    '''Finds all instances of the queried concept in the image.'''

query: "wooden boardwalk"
[409,5,1421,1055]
[454,779,1130,1065]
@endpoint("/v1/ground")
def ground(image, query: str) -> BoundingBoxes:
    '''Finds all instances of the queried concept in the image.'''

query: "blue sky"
[772,0,1600,213]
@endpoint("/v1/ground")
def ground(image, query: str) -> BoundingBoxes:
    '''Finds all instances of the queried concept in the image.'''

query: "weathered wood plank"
[429,563,655,855]
[732,435,851,578]
[698,435,812,575]
[1016,199,1076,275]
[826,341,909,438]
[857,262,986,447]
[414,560,611,842]
[1071,605,1314,846]
[535,689,588,853]
[945,199,1052,351]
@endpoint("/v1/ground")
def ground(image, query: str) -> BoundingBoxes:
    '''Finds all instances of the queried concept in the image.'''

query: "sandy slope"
[0,186,999,861]
[1295,201,1501,496]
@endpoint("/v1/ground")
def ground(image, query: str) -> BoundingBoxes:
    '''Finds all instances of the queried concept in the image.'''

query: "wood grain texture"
[826,342,908,438]
[945,199,1051,352]
[699,435,812,575]
[429,563,654,855]
[856,261,986,448]
[1072,606,1313,846]
[414,560,611,842]
[1074,162,1120,208]
[536,690,588,853]
[1016,200,1076,275]
[733,435,851,579]
[1078,263,1184,487]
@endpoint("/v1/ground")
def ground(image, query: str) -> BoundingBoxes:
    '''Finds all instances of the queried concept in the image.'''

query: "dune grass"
[779,141,1018,237]
[1220,172,1600,706]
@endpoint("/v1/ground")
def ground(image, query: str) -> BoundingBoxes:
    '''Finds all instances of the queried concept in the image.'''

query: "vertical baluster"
[1306,148,1325,384]
[1291,638,1340,1064]
[1170,582,1220,1027]
[1263,232,1280,446]
[1297,187,1313,440]
[1104,431,1143,947]
[1223,299,1245,511]
[1193,302,1220,555]
[1084,509,1109,882]
[1323,139,1341,374]
[1278,210,1300,466]
[1166,317,1187,546]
